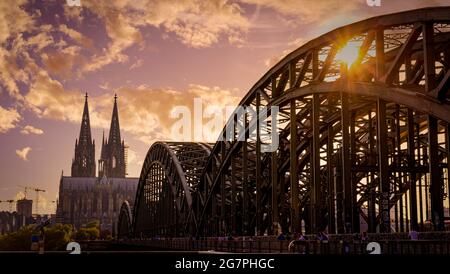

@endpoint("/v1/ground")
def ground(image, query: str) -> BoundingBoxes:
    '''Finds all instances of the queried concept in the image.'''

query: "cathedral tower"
[71,93,96,177]
[98,94,126,178]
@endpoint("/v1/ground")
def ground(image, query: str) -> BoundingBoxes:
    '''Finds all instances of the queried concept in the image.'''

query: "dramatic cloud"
[81,1,143,72]
[59,24,93,49]
[0,12,60,102]
[149,0,250,48]
[25,76,242,144]
[0,106,21,133]
[21,125,44,135]
[0,0,34,45]
[92,84,242,144]
[41,46,82,77]
[79,0,250,72]
[16,146,31,161]
[25,71,84,122]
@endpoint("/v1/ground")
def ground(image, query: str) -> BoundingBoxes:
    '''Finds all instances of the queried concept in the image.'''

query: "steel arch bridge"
[118,7,450,239]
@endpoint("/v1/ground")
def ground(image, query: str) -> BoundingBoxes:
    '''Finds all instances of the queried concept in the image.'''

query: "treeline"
[0,220,111,251]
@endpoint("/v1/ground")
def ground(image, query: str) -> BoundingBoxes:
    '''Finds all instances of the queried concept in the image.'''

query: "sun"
[335,42,360,67]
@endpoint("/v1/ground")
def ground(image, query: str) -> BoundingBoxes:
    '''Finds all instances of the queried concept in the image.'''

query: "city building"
[56,94,138,234]
[0,211,34,234]
[16,199,33,218]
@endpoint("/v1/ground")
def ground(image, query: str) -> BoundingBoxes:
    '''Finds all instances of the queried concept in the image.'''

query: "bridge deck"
[113,232,450,255]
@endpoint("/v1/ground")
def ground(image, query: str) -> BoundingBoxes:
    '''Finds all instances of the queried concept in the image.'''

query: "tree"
[0,225,34,251]
[0,223,75,251]
[75,227,99,241]
[85,227,100,240]
[44,223,73,251]
[86,220,99,229]
[75,229,90,241]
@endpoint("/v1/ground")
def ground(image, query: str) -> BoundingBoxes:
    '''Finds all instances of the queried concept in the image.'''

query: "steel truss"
[125,142,212,237]
[120,8,450,239]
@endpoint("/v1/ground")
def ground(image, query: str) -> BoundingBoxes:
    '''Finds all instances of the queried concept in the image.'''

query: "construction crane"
[0,200,15,212]
[18,185,30,199]
[17,186,46,215]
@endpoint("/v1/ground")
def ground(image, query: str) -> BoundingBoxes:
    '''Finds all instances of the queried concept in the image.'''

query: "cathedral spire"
[98,94,126,178]
[108,93,121,146]
[79,93,92,144]
[72,93,96,177]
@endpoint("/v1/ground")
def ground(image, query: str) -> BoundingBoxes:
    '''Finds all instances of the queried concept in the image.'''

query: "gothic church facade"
[56,94,138,234]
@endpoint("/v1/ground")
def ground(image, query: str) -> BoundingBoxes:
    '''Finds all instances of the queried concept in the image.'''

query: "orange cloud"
[21,125,44,135]
[129,59,143,70]
[0,0,34,45]
[16,146,31,161]
[25,71,84,122]
[78,0,250,72]
[59,24,94,49]
[25,71,242,145]
[41,46,83,77]
[90,84,242,144]
[0,106,21,133]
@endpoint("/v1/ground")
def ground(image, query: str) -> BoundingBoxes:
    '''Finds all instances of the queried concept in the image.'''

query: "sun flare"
[335,42,360,67]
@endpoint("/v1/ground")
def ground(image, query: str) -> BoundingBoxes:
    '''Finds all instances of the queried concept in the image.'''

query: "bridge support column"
[377,98,390,233]
[290,99,300,234]
[256,91,262,236]
[407,109,418,231]
[231,151,237,235]
[327,123,336,234]
[447,123,450,218]
[242,113,249,236]
[271,148,279,234]
[221,141,226,235]
[311,94,321,233]
[341,92,355,233]
[350,110,360,234]
[368,109,377,233]
[428,116,444,231]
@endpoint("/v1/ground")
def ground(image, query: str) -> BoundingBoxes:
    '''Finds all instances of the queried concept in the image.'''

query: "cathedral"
[56,94,138,235]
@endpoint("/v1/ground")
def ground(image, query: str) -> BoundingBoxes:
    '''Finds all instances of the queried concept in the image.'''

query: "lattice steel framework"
[131,142,211,237]
[125,7,450,238]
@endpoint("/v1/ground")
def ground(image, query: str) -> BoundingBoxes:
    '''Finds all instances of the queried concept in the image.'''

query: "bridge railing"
[116,237,450,254]
[118,238,291,253]
[172,238,291,253]
[289,239,450,255]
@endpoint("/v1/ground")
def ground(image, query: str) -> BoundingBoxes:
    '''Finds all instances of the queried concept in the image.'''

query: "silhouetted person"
[277,232,285,241]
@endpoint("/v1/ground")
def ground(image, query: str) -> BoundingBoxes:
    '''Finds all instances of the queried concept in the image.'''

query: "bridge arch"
[132,142,211,238]
[117,201,133,239]
[195,7,450,236]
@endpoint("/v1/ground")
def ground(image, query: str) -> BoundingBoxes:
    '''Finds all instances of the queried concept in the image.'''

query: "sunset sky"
[1,0,449,213]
